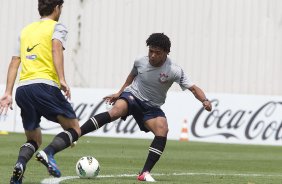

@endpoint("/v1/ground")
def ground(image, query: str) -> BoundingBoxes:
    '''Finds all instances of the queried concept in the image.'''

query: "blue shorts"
[15,83,77,130]
[119,92,166,132]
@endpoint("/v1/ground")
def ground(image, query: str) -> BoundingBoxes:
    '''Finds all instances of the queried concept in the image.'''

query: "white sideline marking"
[41,172,282,184]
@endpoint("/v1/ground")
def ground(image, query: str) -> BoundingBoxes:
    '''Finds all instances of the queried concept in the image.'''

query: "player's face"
[148,46,168,67]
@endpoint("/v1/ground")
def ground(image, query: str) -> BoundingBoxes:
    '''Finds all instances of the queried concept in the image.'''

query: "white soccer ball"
[75,156,100,178]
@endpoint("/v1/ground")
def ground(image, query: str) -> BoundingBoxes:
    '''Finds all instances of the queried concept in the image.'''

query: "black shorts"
[119,92,166,132]
[15,83,76,130]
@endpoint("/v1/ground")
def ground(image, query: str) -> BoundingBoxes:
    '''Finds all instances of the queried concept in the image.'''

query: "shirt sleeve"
[130,60,138,76]
[13,35,20,57]
[52,23,68,49]
[174,66,194,90]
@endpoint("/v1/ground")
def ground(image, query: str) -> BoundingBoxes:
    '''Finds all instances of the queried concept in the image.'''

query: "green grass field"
[1,133,282,184]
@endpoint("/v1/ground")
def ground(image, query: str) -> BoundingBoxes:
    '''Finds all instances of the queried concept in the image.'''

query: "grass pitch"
[1,133,282,183]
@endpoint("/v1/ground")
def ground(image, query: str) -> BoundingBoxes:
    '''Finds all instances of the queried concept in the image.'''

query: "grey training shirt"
[124,56,194,107]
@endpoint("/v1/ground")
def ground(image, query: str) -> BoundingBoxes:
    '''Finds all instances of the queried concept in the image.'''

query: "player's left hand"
[60,81,71,100]
[203,100,212,111]
[0,94,13,115]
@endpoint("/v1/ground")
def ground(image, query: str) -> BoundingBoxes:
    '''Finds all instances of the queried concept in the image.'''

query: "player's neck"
[153,57,167,67]
[41,13,59,21]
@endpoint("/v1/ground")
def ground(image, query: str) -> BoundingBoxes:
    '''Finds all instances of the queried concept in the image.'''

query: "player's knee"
[108,100,128,120]
[160,123,169,131]
[166,127,169,135]
[162,127,169,136]
[155,124,169,136]
[108,108,124,121]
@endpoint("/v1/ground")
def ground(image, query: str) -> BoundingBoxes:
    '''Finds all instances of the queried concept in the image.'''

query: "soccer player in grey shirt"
[80,33,212,182]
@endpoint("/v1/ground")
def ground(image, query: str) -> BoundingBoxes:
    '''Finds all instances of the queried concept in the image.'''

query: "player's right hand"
[103,93,120,104]
[0,94,13,115]
[60,81,71,100]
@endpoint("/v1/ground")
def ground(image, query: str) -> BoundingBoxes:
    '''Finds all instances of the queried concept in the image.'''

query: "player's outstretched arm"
[0,56,21,115]
[188,85,212,111]
[104,73,136,104]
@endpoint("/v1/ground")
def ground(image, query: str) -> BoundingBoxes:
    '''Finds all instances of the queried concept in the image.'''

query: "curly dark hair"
[146,33,171,53]
[38,0,64,16]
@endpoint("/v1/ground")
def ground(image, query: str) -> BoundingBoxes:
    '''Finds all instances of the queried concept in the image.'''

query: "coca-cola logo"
[191,99,282,141]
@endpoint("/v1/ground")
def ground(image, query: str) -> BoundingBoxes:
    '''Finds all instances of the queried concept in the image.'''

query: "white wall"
[0,0,282,95]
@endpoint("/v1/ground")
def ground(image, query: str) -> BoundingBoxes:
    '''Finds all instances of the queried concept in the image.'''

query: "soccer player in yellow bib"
[0,0,81,183]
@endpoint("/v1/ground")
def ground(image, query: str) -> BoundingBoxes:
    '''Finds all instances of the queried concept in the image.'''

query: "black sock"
[17,140,38,167]
[44,128,79,155]
[141,136,167,173]
[81,112,112,136]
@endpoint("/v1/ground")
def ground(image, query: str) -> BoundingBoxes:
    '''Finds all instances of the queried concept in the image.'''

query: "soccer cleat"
[137,171,156,182]
[35,150,61,177]
[10,163,25,184]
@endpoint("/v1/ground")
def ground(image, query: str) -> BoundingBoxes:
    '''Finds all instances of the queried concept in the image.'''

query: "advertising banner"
[0,85,281,145]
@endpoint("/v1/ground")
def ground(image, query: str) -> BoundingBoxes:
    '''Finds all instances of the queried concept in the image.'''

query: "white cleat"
[137,171,156,182]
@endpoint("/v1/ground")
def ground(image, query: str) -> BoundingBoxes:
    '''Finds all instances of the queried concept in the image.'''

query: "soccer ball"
[75,156,100,178]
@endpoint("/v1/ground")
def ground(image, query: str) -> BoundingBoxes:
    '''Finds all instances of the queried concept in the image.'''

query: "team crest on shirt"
[159,72,169,83]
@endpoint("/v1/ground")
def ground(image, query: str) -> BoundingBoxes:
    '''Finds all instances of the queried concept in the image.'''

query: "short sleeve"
[130,60,138,76]
[174,66,194,90]
[52,23,68,49]
[13,35,20,57]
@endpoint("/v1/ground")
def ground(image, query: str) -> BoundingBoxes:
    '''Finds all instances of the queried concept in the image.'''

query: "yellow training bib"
[20,19,60,86]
